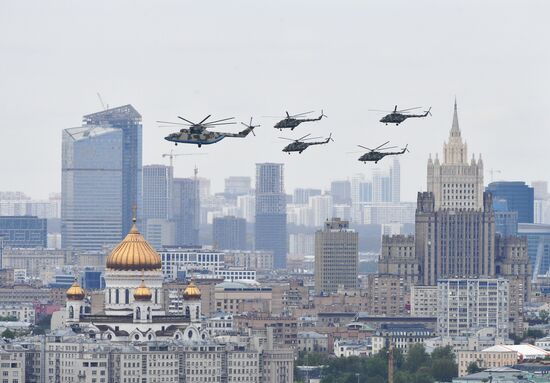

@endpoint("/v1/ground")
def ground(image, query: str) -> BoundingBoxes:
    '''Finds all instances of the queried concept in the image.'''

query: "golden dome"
[66,279,85,301]
[106,220,161,271]
[133,280,152,301]
[183,281,201,300]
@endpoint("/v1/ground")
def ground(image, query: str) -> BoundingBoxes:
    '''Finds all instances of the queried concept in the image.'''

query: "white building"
[0,304,35,323]
[334,339,372,357]
[309,195,333,227]
[437,279,509,338]
[411,285,438,317]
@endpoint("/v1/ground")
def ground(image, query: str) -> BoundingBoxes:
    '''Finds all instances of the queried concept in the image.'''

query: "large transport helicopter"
[357,141,408,164]
[272,110,326,131]
[280,133,334,154]
[159,115,258,147]
[370,105,432,125]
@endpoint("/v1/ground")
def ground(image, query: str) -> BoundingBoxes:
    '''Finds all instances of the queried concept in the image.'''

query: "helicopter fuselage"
[282,141,310,153]
[164,125,254,147]
[275,119,301,130]
[359,152,387,163]
[380,113,408,124]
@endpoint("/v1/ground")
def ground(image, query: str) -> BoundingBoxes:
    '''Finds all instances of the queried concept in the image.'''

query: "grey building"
[143,165,173,220]
[255,163,287,269]
[82,105,142,235]
[213,216,247,250]
[293,188,322,204]
[61,125,123,250]
[173,178,200,246]
[330,180,351,205]
[224,176,251,199]
[416,101,494,285]
[314,218,358,295]
[0,216,47,248]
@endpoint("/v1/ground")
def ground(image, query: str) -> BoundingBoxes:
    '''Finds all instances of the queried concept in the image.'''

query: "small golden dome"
[106,220,161,271]
[183,281,201,300]
[133,280,152,301]
[66,279,85,301]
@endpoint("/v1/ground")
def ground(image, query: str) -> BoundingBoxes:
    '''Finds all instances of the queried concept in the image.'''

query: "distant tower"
[172,178,200,246]
[255,163,287,268]
[417,100,495,285]
[426,100,484,210]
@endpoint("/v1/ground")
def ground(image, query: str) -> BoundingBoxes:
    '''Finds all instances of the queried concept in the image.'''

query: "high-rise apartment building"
[437,278,509,337]
[0,216,47,248]
[143,165,173,220]
[224,176,251,199]
[390,157,401,203]
[293,188,321,204]
[331,180,351,205]
[173,178,199,246]
[82,105,142,235]
[255,163,287,269]
[309,194,333,227]
[314,218,358,295]
[61,125,123,250]
[213,216,247,250]
[486,181,534,224]
[518,223,550,280]
[416,101,495,285]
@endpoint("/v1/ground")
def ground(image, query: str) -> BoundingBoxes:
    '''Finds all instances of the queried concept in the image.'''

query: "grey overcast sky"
[1,0,548,201]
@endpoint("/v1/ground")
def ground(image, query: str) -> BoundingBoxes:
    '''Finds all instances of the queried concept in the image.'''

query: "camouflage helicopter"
[280,133,334,154]
[357,141,408,164]
[370,105,431,125]
[158,115,258,148]
[272,110,327,131]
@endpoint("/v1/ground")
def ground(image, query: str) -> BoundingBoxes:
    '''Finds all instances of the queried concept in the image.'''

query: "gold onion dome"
[106,219,161,271]
[183,281,201,300]
[66,279,85,301]
[133,280,152,301]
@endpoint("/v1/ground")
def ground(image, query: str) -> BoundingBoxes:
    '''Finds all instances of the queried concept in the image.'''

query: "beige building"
[314,218,358,295]
[297,331,328,353]
[224,250,274,271]
[457,348,517,377]
[0,303,35,323]
[410,285,438,317]
[0,347,25,383]
[2,248,69,278]
[378,234,419,284]
[366,274,409,316]
[214,281,273,314]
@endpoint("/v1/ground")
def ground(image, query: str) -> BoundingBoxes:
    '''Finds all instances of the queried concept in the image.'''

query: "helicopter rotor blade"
[374,141,391,151]
[290,111,315,118]
[368,109,393,113]
[204,117,235,125]
[198,115,212,125]
[156,121,191,126]
[278,137,295,141]
[204,122,237,126]
[397,107,421,113]
[296,133,312,141]
[358,145,373,151]
[177,116,196,125]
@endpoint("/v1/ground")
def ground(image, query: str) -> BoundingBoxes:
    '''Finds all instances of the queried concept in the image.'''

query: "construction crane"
[161,150,207,168]
[96,93,109,110]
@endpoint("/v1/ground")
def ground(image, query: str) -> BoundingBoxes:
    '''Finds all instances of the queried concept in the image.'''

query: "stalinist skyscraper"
[416,100,495,285]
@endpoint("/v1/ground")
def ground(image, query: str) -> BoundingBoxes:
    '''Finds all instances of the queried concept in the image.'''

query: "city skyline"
[0,1,549,201]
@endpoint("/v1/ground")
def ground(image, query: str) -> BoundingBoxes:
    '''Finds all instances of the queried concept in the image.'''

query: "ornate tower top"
[443,99,468,164]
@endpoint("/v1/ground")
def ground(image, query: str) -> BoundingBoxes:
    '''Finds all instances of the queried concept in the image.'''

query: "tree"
[1,328,15,339]
[540,310,549,324]
[467,362,483,374]
[405,344,431,373]
[431,359,458,382]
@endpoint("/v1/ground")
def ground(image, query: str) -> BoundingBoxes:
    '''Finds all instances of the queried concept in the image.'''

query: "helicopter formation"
[158,104,431,163]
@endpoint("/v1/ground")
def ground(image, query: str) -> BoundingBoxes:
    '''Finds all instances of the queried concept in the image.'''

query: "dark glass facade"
[213,216,247,250]
[82,105,142,235]
[172,178,199,246]
[486,181,534,223]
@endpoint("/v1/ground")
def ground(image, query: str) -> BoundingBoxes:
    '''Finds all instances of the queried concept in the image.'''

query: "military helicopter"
[280,133,334,154]
[158,115,259,147]
[370,106,432,125]
[272,110,327,131]
[357,141,408,164]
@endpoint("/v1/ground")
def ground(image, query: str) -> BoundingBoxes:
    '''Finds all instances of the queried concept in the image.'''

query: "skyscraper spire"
[450,97,460,138]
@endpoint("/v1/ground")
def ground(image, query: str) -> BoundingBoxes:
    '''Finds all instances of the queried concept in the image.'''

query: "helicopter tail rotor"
[240,117,260,136]
[424,107,432,117]
[320,109,328,119]
[327,133,334,143]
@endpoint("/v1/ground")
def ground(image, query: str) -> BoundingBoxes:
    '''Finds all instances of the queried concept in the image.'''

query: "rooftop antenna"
[489,169,502,182]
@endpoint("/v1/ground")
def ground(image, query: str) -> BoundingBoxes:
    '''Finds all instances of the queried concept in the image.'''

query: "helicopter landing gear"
[175,143,178,146]
[198,144,202,148]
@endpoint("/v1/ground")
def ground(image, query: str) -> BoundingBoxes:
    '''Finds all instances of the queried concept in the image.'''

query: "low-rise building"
[333,339,372,358]
[0,303,35,323]
[372,323,433,355]
[297,331,328,353]
[457,348,518,376]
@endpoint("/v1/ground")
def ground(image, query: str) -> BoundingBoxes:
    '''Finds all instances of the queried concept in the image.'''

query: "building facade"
[213,216,247,250]
[255,163,287,269]
[0,216,47,248]
[173,178,200,247]
[378,234,419,284]
[314,218,358,295]
[437,278,509,338]
[486,181,534,224]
